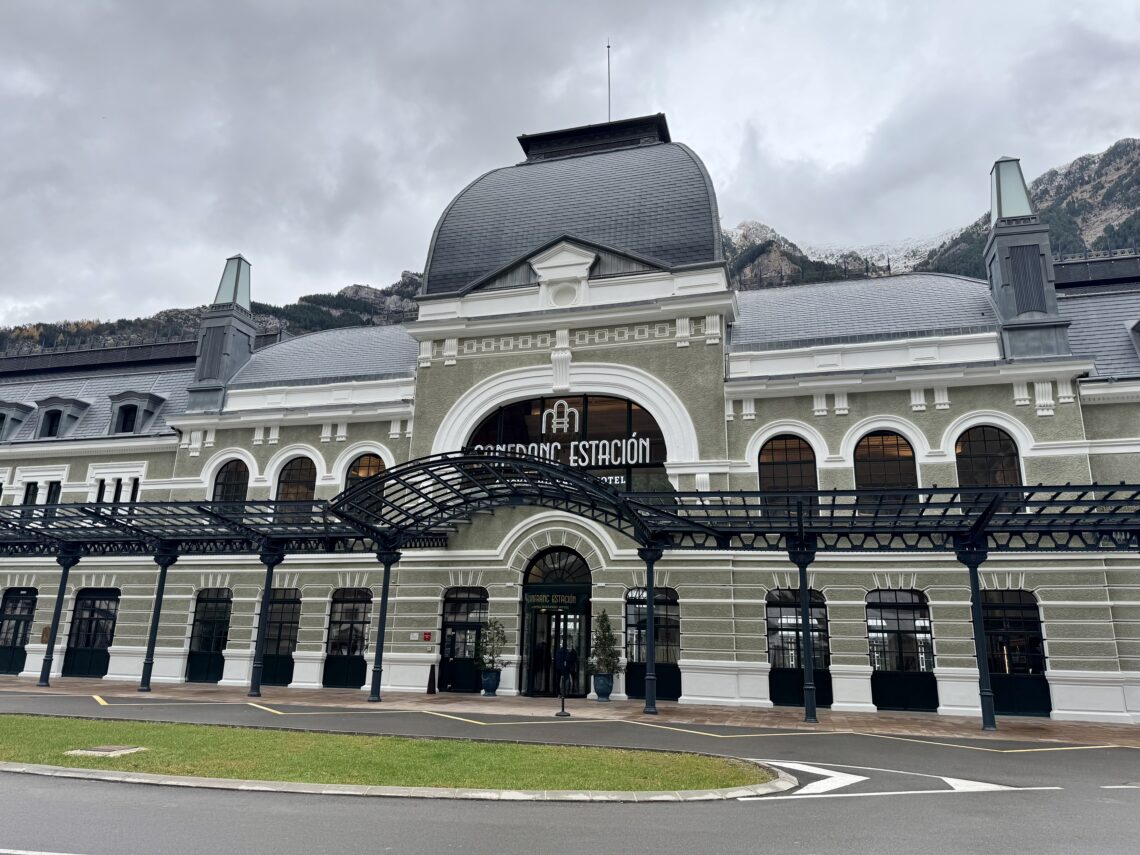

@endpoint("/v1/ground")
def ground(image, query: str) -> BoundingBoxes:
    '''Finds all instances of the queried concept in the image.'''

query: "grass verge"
[0,715,770,791]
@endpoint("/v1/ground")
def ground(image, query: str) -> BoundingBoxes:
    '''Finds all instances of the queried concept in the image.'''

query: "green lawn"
[0,715,769,791]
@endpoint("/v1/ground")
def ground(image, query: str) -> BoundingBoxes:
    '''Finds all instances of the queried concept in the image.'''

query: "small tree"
[588,610,624,675]
[474,617,507,672]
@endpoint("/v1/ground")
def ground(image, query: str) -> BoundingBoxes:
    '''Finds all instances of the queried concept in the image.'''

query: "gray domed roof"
[228,325,417,388]
[423,140,723,296]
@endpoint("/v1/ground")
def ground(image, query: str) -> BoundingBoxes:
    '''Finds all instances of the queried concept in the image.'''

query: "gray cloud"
[1,1,1137,325]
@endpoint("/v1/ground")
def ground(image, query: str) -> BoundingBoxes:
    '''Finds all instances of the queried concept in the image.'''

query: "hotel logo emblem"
[541,399,580,435]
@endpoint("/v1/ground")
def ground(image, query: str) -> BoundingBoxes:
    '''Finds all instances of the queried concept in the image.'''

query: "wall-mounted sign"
[467,395,670,491]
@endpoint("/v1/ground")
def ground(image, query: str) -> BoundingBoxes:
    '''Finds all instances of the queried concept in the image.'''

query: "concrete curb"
[0,760,797,802]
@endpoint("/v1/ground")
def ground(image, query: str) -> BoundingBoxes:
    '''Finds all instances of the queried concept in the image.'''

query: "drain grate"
[65,745,148,758]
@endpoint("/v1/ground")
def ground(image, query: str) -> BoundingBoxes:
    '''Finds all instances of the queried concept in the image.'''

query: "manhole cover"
[65,745,148,758]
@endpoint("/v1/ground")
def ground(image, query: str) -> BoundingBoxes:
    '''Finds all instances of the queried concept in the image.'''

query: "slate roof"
[1057,286,1140,378]
[731,273,999,351]
[0,367,193,442]
[228,325,418,388]
[423,142,723,295]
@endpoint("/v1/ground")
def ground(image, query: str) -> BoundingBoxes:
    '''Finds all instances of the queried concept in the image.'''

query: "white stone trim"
[431,362,701,463]
[1048,670,1136,723]
[329,441,396,489]
[200,448,260,494]
[676,659,774,708]
[260,444,327,490]
[743,420,832,473]
[838,414,937,462]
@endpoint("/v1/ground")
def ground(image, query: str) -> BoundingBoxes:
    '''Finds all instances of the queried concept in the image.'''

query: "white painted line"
[1101,785,1140,789]
[941,776,1012,792]
[741,786,1063,802]
[0,848,92,855]
[757,760,868,795]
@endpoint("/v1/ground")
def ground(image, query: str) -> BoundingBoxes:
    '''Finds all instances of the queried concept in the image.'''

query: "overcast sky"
[2,1,1139,326]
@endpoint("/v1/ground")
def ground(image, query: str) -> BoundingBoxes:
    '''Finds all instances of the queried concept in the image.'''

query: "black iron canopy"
[11,450,1140,728]
[1,451,1137,557]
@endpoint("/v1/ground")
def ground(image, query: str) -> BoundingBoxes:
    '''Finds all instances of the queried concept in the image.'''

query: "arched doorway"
[520,548,591,697]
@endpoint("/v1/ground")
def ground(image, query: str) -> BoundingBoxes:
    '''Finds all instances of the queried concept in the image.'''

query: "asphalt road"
[0,690,1138,854]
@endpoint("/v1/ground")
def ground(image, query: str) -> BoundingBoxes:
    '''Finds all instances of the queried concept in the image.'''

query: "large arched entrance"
[520,547,592,697]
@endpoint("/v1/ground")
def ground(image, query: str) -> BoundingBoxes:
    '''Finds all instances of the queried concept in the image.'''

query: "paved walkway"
[3,674,1138,747]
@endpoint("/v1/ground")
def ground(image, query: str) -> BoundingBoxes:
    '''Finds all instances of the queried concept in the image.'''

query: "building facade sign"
[467,395,669,489]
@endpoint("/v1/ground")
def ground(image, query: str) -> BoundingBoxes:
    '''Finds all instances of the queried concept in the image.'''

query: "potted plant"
[587,610,624,701]
[475,617,507,696]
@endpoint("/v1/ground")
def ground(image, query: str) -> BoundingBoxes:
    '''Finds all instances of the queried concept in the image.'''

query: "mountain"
[916,138,1140,278]
[0,272,423,354]
[6,140,1139,352]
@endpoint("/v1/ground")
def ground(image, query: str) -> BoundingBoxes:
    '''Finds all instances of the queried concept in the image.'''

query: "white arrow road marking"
[752,760,869,794]
[739,759,1062,801]
[940,776,1013,792]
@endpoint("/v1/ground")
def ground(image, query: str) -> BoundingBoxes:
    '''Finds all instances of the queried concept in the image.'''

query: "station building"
[1,114,1138,722]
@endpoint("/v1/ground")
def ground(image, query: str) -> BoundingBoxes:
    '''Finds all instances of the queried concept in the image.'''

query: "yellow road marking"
[859,732,1118,754]
[422,710,489,725]
[246,702,283,715]
[92,695,107,706]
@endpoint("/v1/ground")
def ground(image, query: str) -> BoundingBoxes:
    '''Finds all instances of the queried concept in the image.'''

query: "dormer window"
[40,410,62,438]
[33,397,90,440]
[0,401,33,441]
[107,391,165,436]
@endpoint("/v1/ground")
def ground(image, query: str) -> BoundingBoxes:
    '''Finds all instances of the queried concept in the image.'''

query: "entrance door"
[527,609,587,697]
[261,588,302,686]
[62,589,120,678]
[983,590,1051,716]
[187,588,232,684]
[520,548,591,698]
[438,587,487,694]
[766,589,833,707]
[0,588,37,675]
[867,589,939,711]
[625,587,683,701]
[323,588,372,689]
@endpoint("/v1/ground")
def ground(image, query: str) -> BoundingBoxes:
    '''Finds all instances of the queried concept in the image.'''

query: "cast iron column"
[368,549,401,703]
[958,543,997,731]
[637,545,664,715]
[248,547,285,698]
[139,546,178,692]
[788,533,818,724]
[38,547,81,687]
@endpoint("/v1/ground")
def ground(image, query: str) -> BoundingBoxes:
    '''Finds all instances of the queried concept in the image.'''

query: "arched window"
[276,457,317,501]
[955,426,1022,487]
[981,589,1051,716]
[759,435,817,491]
[345,453,384,489]
[854,431,918,489]
[765,589,829,670]
[866,589,933,673]
[212,460,250,503]
[524,548,591,585]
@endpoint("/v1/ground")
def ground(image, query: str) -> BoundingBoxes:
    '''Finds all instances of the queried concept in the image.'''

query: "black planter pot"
[593,673,614,701]
[480,669,502,696]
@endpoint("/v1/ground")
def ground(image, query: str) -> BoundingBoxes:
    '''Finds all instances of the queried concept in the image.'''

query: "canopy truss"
[1,452,1136,557]
[7,450,1139,730]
